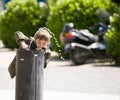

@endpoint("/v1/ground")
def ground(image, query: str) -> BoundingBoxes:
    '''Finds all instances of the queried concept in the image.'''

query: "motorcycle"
[60,22,110,64]
[59,23,98,59]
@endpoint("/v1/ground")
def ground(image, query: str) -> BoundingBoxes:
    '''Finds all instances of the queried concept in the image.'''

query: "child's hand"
[18,40,28,49]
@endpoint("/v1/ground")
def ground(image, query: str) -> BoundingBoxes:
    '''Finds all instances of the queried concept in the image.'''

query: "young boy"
[8,27,52,78]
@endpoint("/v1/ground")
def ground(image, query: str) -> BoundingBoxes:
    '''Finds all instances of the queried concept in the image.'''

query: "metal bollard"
[15,49,44,100]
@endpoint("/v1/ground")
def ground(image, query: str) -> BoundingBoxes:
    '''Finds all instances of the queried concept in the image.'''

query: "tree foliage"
[46,0,117,55]
[0,0,48,48]
[105,10,120,65]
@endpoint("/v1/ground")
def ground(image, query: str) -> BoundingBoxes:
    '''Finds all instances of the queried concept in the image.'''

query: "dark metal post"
[15,49,44,100]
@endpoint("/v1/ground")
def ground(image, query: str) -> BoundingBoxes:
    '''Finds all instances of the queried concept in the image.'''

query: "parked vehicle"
[60,23,98,53]
[60,22,110,64]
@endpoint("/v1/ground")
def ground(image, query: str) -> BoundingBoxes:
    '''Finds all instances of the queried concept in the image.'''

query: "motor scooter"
[66,23,110,65]
[59,23,98,56]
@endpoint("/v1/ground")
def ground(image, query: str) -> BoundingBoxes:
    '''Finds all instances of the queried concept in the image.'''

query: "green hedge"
[46,0,117,57]
[0,0,48,48]
[105,11,120,65]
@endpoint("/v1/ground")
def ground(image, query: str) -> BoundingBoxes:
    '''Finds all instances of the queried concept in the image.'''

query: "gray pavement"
[0,89,120,100]
[0,49,120,100]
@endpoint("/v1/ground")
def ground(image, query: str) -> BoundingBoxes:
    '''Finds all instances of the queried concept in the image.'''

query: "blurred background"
[0,0,120,65]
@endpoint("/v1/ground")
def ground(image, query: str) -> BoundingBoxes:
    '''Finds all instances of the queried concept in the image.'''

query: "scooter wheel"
[69,48,88,65]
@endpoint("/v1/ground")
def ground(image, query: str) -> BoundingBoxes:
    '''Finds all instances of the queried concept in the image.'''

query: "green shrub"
[0,0,48,48]
[105,11,120,65]
[46,0,117,57]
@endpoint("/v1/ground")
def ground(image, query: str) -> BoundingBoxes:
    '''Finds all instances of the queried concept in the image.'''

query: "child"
[8,27,52,78]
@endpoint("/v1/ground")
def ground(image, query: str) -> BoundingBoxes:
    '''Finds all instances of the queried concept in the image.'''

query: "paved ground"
[0,89,120,100]
[0,49,120,100]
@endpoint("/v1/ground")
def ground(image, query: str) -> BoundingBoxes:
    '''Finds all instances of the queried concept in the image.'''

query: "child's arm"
[8,56,16,78]
[14,31,29,49]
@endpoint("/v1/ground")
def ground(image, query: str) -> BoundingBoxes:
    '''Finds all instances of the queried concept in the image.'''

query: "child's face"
[35,38,48,50]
